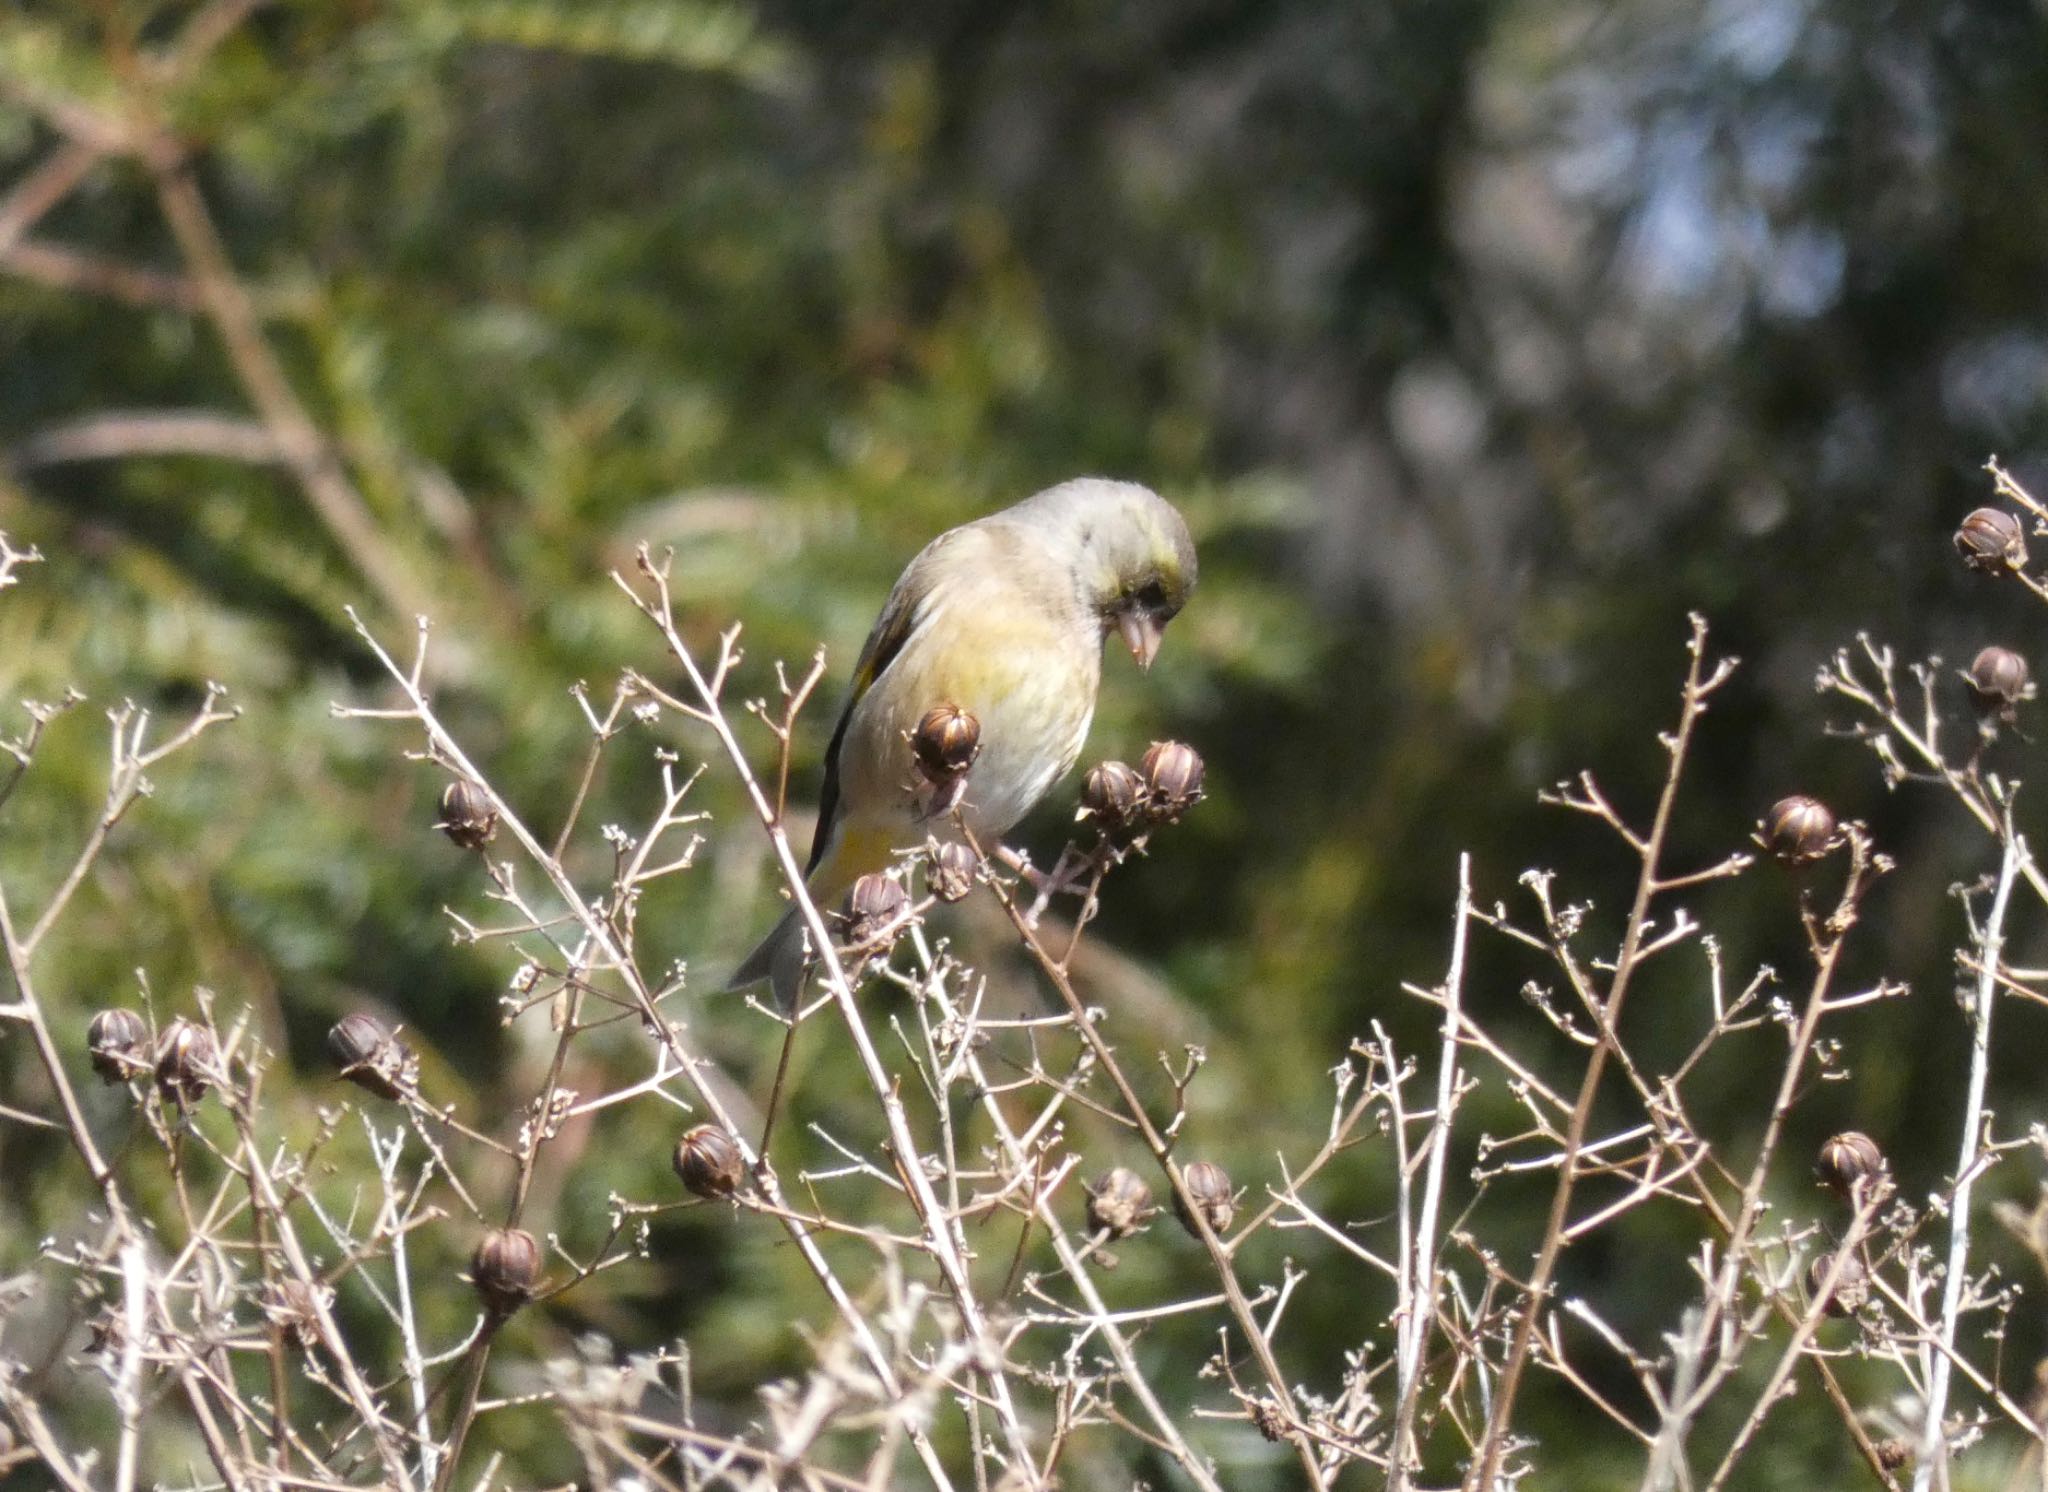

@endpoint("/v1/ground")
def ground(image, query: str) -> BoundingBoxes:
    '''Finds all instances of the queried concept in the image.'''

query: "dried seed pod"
[326,1012,414,1102]
[437,780,498,851]
[927,841,977,904]
[470,1227,542,1314]
[1173,1160,1236,1237]
[911,704,982,787]
[1808,1251,1869,1318]
[1078,760,1146,836]
[87,1008,149,1085]
[1085,1168,1155,1239]
[673,1124,745,1199]
[85,1311,127,1356]
[1815,1131,1887,1198]
[1139,741,1205,822]
[840,873,909,949]
[1760,795,1836,866]
[1955,507,2028,575]
[264,1277,330,1350]
[154,1018,217,1105]
[1966,645,2031,720]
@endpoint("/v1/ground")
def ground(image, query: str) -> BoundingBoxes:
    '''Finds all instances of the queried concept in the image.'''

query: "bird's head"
[1012,478,1198,670]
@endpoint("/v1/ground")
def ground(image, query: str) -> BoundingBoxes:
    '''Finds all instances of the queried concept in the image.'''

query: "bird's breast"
[838,602,1101,843]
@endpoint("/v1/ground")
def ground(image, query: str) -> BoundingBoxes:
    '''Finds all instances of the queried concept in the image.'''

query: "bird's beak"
[1118,610,1164,671]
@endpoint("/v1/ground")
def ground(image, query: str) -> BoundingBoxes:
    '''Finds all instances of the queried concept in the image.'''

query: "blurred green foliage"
[4,0,2048,1485]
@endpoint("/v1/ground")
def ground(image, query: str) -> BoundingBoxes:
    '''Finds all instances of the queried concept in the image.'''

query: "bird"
[728,477,1197,1007]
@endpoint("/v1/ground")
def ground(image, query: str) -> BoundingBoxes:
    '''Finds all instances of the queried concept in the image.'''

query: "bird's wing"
[805,535,957,875]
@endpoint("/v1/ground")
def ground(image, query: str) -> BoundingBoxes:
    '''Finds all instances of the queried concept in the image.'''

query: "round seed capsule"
[1078,760,1146,837]
[1814,1131,1886,1198]
[326,1012,413,1101]
[1085,1168,1155,1240]
[1761,796,1836,866]
[470,1227,542,1314]
[1173,1160,1236,1237]
[1139,741,1205,822]
[437,780,498,851]
[911,704,982,787]
[673,1124,745,1199]
[1955,507,2028,575]
[154,1018,217,1105]
[87,1008,149,1085]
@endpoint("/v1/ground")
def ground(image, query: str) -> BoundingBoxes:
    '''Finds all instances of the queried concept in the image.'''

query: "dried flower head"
[910,704,982,787]
[1874,1437,1912,1472]
[1173,1160,1236,1237]
[1760,795,1836,866]
[326,1012,415,1101]
[1139,740,1205,822]
[437,779,498,851]
[1814,1131,1887,1198]
[87,1008,149,1085]
[470,1227,542,1314]
[1808,1251,1869,1318]
[154,1018,217,1105]
[264,1277,331,1350]
[1078,760,1146,837]
[85,1311,128,1357]
[673,1124,745,1199]
[840,873,910,950]
[926,841,977,904]
[1085,1167,1156,1239]
[1966,645,2031,721]
[1955,507,2028,575]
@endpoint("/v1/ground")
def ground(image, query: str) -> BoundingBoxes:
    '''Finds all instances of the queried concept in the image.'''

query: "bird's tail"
[724,823,892,1009]
[725,906,813,1010]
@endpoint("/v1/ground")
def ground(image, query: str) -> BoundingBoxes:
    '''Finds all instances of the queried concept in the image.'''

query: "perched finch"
[728,478,1197,1006]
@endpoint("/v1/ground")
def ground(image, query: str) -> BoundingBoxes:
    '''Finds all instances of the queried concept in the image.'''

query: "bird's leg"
[756,1016,799,1160]
[755,988,832,1159]
[990,842,1057,926]
[1024,842,1098,928]
[927,775,970,819]
[989,839,1114,927]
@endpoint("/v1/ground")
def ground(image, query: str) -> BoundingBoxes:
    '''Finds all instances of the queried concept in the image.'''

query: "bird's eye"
[1136,579,1169,610]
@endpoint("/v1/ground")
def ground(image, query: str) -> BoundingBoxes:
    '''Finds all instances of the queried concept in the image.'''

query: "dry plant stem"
[26,689,237,954]
[1471,616,1729,1492]
[1915,831,2024,1490]
[113,1239,148,1492]
[907,928,1227,1492]
[1824,638,2048,911]
[969,830,1332,1491]
[0,885,129,1213]
[1700,1191,1889,1492]
[1652,827,1878,1471]
[1476,866,1891,1480]
[343,612,958,1492]
[227,1094,420,1491]
[618,561,1039,1478]
[1387,854,1471,1491]
[0,1387,98,1492]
